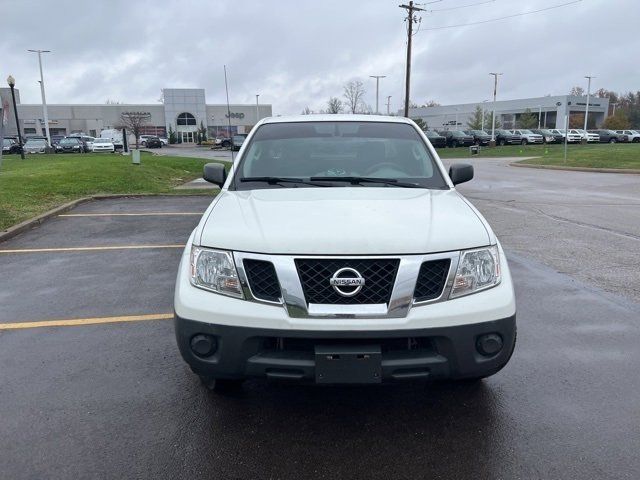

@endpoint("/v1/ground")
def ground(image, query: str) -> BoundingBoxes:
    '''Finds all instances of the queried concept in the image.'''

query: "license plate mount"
[315,345,382,384]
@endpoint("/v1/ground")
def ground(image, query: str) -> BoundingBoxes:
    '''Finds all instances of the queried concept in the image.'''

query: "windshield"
[520,130,533,134]
[94,139,111,144]
[235,121,447,190]
[27,140,46,146]
[60,138,79,145]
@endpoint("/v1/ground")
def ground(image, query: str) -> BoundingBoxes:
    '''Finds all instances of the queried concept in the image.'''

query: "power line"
[423,0,582,31]
[429,0,495,12]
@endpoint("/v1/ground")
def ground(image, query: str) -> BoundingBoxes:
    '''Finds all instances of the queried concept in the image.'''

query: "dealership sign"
[225,112,245,119]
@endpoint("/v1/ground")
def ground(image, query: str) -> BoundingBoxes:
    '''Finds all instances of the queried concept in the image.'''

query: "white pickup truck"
[174,115,517,392]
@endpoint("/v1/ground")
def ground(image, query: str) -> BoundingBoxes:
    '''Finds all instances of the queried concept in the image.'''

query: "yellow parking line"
[0,244,185,254]
[59,213,202,217]
[0,313,174,330]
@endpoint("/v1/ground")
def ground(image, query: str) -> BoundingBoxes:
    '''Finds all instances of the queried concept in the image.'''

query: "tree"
[301,106,312,115]
[343,80,366,114]
[168,125,177,144]
[603,111,631,130]
[412,118,427,130]
[466,105,484,129]
[118,111,150,149]
[485,111,500,130]
[326,97,343,114]
[198,120,207,144]
[570,86,585,96]
[519,108,538,129]
[422,100,440,107]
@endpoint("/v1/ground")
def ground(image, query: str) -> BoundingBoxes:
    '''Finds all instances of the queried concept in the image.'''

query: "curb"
[0,193,210,244]
[511,162,640,175]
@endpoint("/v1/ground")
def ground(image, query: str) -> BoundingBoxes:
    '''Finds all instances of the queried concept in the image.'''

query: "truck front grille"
[295,258,399,305]
[244,259,281,302]
[413,259,451,302]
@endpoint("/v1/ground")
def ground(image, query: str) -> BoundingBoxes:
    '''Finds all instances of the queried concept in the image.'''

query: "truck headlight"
[190,246,243,298]
[450,245,501,298]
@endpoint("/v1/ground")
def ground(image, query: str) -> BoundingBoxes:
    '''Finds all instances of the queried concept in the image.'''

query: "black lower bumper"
[174,314,516,384]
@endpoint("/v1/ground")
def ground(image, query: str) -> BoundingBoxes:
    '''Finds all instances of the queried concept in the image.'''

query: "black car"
[51,135,65,146]
[530,129,563,144]
[144,136,163,148]
[55,137,85,153]
[2,138,22,155]
[463,130,492,146]
[493,129,522,146]
[424,130,447,148]
[438,130,475,148]
[588,129,628,143]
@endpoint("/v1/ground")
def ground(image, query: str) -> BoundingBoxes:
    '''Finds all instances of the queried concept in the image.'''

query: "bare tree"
[343,80,366,114]
[301,106,313,115]
[105,99,122,104]
[118,111,151,149]
[569,86,585,96]
[422,99,441,107]
[326,97,343,114]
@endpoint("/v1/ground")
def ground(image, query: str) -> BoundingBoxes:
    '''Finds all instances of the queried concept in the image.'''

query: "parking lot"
[1,163,640,479]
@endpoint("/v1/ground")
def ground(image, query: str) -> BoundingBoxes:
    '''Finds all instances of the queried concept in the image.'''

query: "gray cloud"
[1,0,638,115]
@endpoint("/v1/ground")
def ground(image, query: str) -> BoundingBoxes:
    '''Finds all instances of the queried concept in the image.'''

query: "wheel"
[198,375,244,393]
[498,139,506,146]
[451,140,459,148]
[521,139,528,145]
[609,138,617,143]
[633,138,640,143]
[475,139,481,146]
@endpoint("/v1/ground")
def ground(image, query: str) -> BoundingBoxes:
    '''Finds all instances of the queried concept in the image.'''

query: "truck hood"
[198,188,491,255]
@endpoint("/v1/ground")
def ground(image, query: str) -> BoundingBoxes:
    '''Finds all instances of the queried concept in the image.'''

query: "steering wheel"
[364,162,405,176]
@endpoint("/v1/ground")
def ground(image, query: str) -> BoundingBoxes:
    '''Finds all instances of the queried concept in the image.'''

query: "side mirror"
[203,163,227,187]
[449,163,474,185]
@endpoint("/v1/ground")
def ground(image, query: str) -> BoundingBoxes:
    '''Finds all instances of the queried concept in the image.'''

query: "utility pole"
[583,75,595,131]
[399,1,424,117]
[28,49,51,148]
[489,72,503,146]
[538,105,542,129]
[386,96,392,115]
[255,94,260,124]
[369,75,386,114]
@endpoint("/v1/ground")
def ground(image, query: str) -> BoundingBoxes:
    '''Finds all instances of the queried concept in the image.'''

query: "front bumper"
[175,313,516,383]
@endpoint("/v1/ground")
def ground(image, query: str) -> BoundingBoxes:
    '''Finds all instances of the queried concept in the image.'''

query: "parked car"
[139,135,157,146]
[530,129,562,144]
[463,130,492,146]
[100,129,124,150]
[158,137,169,146]
[144,136,163,148]
[2,138,22,155]
[231,135,245,151]
[552,129,581,143]
[51,135,65,146]
[615,130,640,143]
[24,138,47,154]
[92,138,115,153]
[439,130,474,148]
[570,129,599,142]
[175,115,516,391]
[214,137,232,149]
[424,130,447,148]
[509,129,543,145]
[55,137,85,153]
[588,129,627,143]
[69,135,95,151]
[493,129,521,146]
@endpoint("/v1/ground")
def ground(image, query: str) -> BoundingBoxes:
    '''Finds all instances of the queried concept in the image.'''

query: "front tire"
[451,140,459,148]
[498,139,506,146]
[609,138,616,143]
[521,139,528,145]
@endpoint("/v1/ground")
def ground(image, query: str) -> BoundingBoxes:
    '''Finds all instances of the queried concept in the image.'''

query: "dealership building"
[0,87,272,142]
[404,94,611,131]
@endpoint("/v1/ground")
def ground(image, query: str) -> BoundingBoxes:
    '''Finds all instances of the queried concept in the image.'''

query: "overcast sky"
[1,0,638,115]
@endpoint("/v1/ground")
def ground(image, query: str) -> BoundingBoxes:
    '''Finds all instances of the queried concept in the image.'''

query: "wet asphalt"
[1,164,640,479]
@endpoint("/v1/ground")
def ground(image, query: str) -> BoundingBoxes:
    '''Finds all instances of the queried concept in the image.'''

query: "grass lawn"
[0,152,225,231]
[436,142,640,169]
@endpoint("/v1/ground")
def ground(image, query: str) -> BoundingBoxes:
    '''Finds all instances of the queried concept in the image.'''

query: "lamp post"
[369,75,386,114]
[255,94,260,124]
[538,105,542,129]
[386,96,392,115]
[583,75,595,132]
[28,49,51,147]
[6,75,25,159]
[489,72,503,146]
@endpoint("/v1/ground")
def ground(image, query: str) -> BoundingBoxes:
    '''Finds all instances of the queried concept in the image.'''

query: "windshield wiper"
[310,176,423,188]
[239,176,330,187]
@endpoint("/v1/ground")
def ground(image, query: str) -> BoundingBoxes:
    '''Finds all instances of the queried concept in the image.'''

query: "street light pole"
[255,94,260,124]
[583,75,595,131]
[611,102,617,116]
[386,96,392,115]
[6,75,25,159]
[481,99,488,131]
[369,75,386,114]
[489,72,503,146]
[538,105,542,129]
[28,49,51,147]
